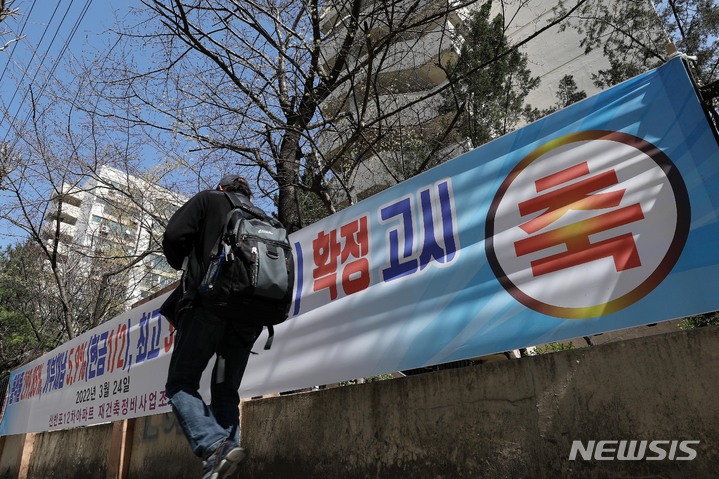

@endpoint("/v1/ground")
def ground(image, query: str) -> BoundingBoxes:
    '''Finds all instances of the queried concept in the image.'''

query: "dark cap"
[218,174,244,188]
[217,174,251,197]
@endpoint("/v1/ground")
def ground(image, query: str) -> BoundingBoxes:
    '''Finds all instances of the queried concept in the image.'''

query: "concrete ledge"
[240,325,719,478]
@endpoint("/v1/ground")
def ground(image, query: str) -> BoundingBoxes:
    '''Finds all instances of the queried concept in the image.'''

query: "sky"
[1,0,131,131]
[0,1,138,247]
[0,1,282,249]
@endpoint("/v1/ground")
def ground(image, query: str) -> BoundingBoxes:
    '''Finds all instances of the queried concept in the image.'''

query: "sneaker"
[201,440,247,479]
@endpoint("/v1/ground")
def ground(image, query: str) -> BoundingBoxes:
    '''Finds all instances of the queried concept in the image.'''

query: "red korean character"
[312,229,341,300]
[339,216,370,295]
[515,161,644,276]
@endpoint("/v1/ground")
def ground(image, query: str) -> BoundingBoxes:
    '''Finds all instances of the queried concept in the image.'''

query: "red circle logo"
[485,131,690,318]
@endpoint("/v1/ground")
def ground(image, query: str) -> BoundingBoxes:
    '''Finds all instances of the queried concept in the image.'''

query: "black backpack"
[197,192,294,349]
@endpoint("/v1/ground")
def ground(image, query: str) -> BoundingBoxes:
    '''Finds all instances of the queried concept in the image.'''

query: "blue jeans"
[165,306,260,458]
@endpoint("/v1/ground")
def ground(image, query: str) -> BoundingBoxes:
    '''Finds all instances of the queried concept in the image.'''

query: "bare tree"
[0,77,184,339]
[0,0,595,343]
[0,0,21,52]
[79,0,591,231]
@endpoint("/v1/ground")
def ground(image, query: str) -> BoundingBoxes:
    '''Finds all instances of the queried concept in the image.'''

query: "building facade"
[43,165,186,305]
[317,0,663,201]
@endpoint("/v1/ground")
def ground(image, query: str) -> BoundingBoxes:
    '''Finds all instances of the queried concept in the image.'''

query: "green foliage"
[443,1,540,149]
[569,0,718,88]
[527,74,589,121]
[532,341,575,355]
[0,243,48,377]
[0,237,133,378]
[339,374,395,387]
[678,311,719,329]
[379,128,455,184]
[297,182,332,227]
[296,152,336,228]
[655,0,719,85]
[555,75,589,108]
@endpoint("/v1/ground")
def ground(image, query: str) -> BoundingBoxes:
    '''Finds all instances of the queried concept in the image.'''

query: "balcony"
[45,212,79,226]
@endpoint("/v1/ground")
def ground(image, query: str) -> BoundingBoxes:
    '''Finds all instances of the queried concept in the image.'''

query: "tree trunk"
[277,130,302,233]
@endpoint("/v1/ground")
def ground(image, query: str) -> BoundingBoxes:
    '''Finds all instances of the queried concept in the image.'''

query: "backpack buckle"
[223,242,234,262]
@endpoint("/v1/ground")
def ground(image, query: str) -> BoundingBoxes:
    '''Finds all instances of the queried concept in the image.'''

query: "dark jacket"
[163,189,254,303]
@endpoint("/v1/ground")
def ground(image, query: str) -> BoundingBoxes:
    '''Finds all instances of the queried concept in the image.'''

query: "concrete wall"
[0,434,23,479]
[126,413,199,479]
[27,423,113,479]
[0,415,199,479]
[240,325,719,478]
[1,325,717,478]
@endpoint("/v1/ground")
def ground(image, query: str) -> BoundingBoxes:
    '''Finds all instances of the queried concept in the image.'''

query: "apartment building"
[43,165,186,304]
[317,0,661,200]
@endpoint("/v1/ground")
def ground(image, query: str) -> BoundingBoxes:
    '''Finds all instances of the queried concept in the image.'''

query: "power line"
[0,1,33,83]
[2,0,95,146]
[31,0,94,111]
[1,0,66,138]
[0,0,39,85]
[1,0,63,112]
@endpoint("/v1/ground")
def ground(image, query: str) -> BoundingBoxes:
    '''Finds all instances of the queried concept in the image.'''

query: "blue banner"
[261,56,718,390]
[2,57,718,435]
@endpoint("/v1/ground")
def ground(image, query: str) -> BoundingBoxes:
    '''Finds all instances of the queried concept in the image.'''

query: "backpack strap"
[264,325,275,350]
[202,194,241,267]
[222,191,285,229]
[222,191,267,219]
